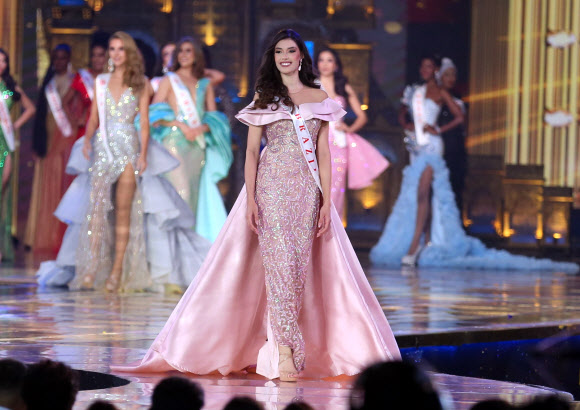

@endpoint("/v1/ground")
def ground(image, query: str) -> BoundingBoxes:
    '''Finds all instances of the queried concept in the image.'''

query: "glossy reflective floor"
[1,262,578,409]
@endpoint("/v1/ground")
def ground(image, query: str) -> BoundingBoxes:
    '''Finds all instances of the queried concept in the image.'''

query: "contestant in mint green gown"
[145,77,232,242]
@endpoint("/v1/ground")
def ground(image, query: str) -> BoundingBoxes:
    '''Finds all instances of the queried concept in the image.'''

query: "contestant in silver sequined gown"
[256,118,322,372]
[69,87,150,291]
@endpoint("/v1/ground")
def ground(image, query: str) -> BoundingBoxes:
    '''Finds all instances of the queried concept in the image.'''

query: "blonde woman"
[37,32,210,292]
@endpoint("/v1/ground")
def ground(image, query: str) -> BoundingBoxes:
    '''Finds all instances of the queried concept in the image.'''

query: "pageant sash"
[150,76,162,93]
[78,68,95,101]
[329,121,347,148]
[95,74,114,162]
[167,72,205,148]
[411,84,429,146]
[0,95,15,151]
[287,106,323,192]
[45,78,73,137]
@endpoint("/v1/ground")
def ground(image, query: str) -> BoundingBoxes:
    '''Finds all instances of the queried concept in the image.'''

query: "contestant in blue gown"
[370,55,578,274]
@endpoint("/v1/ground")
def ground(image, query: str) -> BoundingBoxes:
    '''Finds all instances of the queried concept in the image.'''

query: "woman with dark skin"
[437,58,467,213]
[396,56,463,265]
[0,49,35,261]
[25,44,77,252]
[370,56,578,273]
[62,41,108,140]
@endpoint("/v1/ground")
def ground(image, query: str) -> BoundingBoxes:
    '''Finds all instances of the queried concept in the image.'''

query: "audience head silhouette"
[150,376,204,410]
[519,395,569,410]
[87,400,119,410]
[223,396,264,410]
[0,358,27,410]
[21,359,79,410]
[350,361,443,410]
[284,401,315,410]
[471,399,515,410]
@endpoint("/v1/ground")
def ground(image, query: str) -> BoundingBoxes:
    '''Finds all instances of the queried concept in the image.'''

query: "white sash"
[0,94,15,151]
[167,72,205,148]
[150,76,162,93]
[95,74,114,162]
[411,84,429,146]
[78,68,95,101]
[329,121,347,148]
[287,106,322,192]
[45,78,73,137]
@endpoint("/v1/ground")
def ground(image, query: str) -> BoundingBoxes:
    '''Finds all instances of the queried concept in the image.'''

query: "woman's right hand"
[82,139,92,160]
[182,125,206,142]
[246,199,259,234]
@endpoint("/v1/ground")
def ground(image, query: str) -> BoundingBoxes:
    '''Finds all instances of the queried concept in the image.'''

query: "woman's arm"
[398,105,414,131]
[136,81,153,172]
[204,83,217,112]
[204,68,225,86]
[245,124,262,234]
[437,90,464,134]
[82,94,100,159]
[316,121,331,237]
[151,76,170,104]
[13,86,36,130]
[62,86,79,129]
[341,84,367,133]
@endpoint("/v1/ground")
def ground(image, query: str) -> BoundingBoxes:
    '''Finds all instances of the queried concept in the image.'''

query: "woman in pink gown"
[315,47,389,218]
[113,29,400,381]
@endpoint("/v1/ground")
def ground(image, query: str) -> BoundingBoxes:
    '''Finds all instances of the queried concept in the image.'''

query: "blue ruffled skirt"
[370,154,579,273]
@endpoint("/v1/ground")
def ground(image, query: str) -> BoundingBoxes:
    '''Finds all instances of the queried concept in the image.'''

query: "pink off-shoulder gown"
[329,96,389,217]
[112,98,400,379]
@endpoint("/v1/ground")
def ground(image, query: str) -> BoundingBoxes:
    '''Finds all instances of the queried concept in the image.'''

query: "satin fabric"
[113,98,400,378]
[113,184,400,378]
[140,81,233,242]
[345,133,390,190]
[328,96,388,217]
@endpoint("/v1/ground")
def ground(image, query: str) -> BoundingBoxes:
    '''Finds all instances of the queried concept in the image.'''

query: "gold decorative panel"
[463,155,505,237]
[542,186,572,247]
[502,165,544,244]
[329,43,372,107]
[468,0,580,208]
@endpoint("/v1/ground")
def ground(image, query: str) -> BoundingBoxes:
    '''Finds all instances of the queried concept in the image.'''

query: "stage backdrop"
[468,0,580,208]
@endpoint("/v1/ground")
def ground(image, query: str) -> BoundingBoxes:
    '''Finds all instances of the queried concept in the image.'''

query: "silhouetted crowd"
[0,358,570,410]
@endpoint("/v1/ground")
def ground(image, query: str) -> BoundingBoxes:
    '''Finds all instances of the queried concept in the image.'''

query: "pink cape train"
[112,98,400,379]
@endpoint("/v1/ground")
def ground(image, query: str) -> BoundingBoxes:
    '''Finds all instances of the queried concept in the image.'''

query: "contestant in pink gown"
[316,47,389,217]
[112,29,400,380]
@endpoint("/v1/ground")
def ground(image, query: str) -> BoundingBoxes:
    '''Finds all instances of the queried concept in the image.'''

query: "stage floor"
[1,262,578,409]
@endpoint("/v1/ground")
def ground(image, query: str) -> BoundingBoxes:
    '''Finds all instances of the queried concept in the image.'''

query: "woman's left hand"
[424,124,439,135]
[317,204,331,238]
[136,154,147,174]
[334,122,349,132]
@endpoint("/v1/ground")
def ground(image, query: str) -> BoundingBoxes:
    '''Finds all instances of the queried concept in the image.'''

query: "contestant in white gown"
[370,54,579,274]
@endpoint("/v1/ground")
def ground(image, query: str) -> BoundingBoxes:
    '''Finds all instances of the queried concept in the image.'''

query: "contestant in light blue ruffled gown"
[145,37,232,242]
[37,32,211,292]
[370,55,579,273]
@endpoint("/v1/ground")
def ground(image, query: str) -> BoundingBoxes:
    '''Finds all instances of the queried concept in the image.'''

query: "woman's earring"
[108,58,114,73]
[298,59,303,71]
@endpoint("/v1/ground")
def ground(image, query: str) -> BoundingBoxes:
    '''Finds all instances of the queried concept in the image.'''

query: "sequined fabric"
[161,78,207,217]
[0,81,13,260]
[70,87,150,291]
[256,118,322,371]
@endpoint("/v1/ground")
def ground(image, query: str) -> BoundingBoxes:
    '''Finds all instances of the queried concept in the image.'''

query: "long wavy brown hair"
[170,37,206,79]
[109,31,146,94]
[314,46,348,102]
[253,29,319,112]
